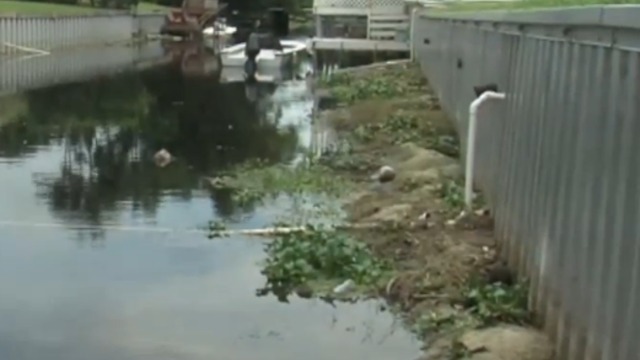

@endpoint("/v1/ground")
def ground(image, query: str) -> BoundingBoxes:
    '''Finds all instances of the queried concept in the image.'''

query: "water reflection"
[0,227,421,360]
[162,40,222,79]
[0,42,170,97]
[0,62,307,227]
[0,46,421,360]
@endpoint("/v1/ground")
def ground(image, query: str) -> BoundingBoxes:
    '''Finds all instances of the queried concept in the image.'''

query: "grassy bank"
[315,64,537,359]
[0,0,167,15]
[436,0,640,12]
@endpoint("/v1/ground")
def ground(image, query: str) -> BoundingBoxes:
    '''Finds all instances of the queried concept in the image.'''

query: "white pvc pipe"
[465,90,506,210]
[409,7,419,62]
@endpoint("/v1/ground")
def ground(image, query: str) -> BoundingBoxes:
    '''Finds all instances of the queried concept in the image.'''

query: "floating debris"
[333,279,355,294]
[153,148,172,167]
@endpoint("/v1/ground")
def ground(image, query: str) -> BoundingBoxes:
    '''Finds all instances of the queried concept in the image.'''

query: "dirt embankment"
[317,63,554,360]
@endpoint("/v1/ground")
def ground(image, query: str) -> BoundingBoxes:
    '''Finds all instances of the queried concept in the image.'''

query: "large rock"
[459,325,554,360]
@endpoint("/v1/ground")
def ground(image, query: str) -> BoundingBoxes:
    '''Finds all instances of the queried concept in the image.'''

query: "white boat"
[202,22,237,37]
[218,62,296,83]
[220,39,308,69]
[219,67,277,83]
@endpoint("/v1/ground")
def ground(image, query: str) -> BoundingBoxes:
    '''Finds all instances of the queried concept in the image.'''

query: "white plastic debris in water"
[333,279,355,294]
[154,148,172,168]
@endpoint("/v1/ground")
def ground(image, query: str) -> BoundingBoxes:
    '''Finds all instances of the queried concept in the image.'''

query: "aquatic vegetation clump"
[320,65,426,105]
[209,159,351,208]
[259,226,389,298]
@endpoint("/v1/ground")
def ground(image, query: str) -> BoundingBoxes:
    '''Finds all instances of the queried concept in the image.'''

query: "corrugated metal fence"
[412,5,640,360]
[0,14,165,55]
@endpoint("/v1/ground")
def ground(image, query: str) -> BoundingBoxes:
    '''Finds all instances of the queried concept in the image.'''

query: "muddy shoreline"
[312,63,555,359]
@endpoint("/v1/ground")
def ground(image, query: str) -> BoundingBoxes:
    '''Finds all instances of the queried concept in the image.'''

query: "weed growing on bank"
[412,277,531,340]
[353,112,422,144]
[320,66,426,105]
[435,178,487,215]
[463,278,531,326]
[437,179,466,212]
[313,62,546,359]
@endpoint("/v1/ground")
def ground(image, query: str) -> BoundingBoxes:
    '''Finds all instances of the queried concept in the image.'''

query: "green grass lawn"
[0,0,168,15]
[136,1,170,13]
[434,0,640,12]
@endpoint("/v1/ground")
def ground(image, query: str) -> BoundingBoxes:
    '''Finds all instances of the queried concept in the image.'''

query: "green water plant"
[321,65,425,105]
[209,159,351,208]
[208,220,227,236]
[258,225,390,299]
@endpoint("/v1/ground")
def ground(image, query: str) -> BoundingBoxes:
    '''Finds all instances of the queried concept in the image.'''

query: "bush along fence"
[0,13,165,55]
[411,5,640,360]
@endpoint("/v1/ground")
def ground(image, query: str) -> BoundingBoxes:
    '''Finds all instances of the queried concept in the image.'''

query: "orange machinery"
[160,0,227,38]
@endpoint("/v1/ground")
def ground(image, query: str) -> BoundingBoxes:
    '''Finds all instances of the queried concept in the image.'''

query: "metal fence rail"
[0,42,168,97]
[411,5,640,360]
[0,14,165,55]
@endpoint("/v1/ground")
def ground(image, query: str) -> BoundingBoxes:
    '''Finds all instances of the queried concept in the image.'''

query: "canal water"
[0,43,421,360]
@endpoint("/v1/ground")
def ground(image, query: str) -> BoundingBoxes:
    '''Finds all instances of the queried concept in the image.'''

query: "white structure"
[220,40,308,69]
[310,0,412,51]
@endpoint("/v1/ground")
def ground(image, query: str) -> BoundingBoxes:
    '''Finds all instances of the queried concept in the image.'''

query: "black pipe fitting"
[473,83,499,98]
